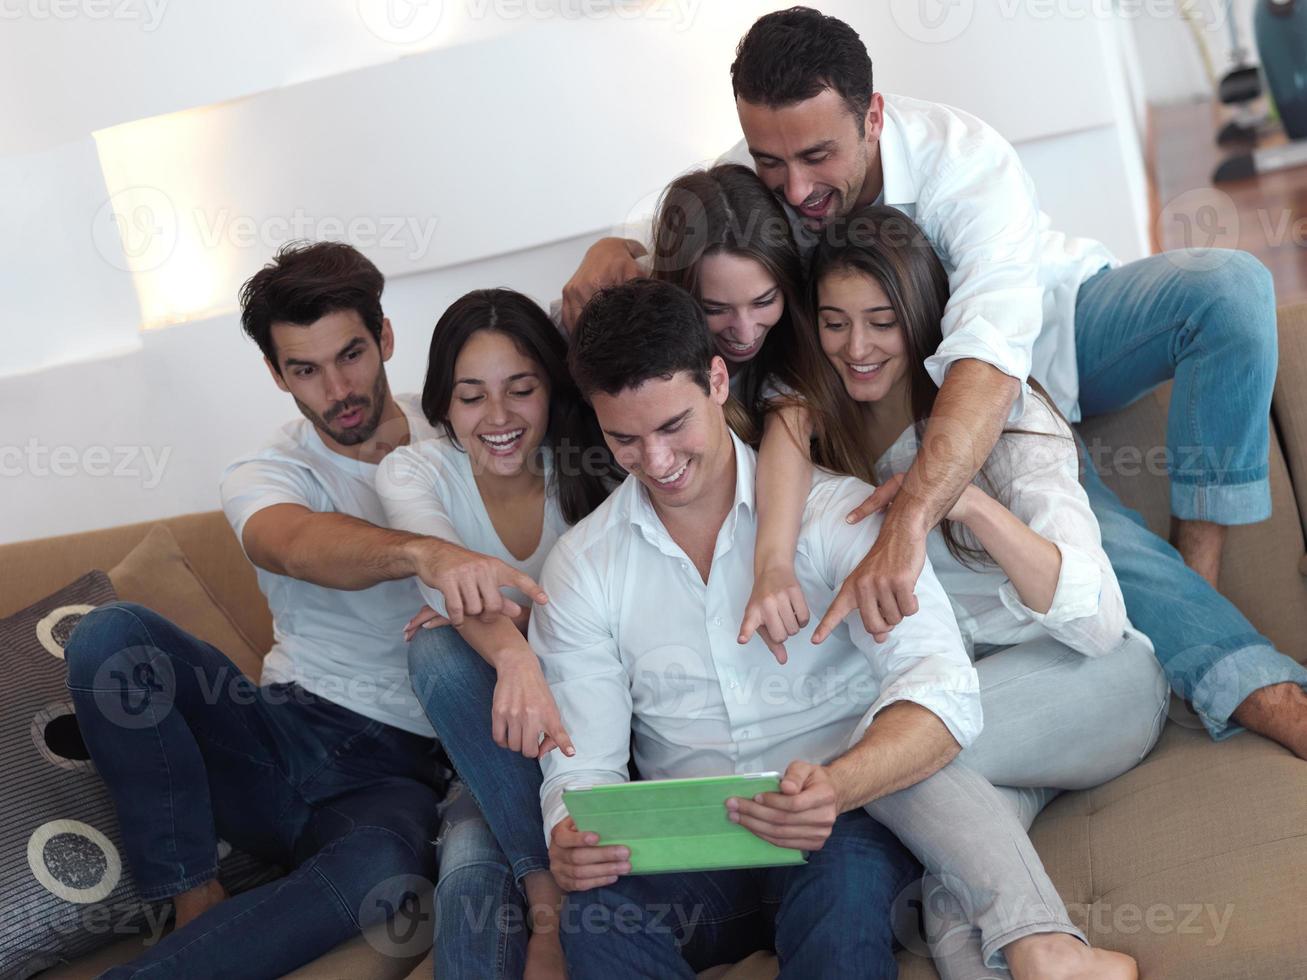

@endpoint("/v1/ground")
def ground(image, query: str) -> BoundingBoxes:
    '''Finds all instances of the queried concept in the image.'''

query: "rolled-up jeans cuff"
[1191,644,1307,740]
[136,866,220,903]
[982,919,1089,970]
[1170,476,1270,525]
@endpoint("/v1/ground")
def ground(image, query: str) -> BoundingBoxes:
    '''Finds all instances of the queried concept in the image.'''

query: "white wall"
[3,0,1151,545]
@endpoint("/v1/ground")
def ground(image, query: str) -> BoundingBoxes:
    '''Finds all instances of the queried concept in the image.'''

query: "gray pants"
[866,634,1169,977]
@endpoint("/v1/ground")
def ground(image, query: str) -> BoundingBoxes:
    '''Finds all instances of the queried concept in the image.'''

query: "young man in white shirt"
[535,279,1133,979]
[65,242,546,978]
[559,7,1307,760]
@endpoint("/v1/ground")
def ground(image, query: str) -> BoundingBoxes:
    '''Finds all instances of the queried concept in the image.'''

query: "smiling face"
[737,89,882,231]
[590,358,733,515]
[816,267,910,404]
[696,251,784,367]
[269,309,394,451]
[446,330,550,480]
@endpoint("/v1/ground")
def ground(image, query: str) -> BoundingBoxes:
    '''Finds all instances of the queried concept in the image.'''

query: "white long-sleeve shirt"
[531,432,981,838]
[716,93,1116,423]
[875,393,1147,660]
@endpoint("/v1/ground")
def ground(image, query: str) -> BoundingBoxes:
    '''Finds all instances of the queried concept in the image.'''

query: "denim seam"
[136,868,219,904]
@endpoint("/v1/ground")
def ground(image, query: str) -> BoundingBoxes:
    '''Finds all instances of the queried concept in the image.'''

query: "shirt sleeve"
[986,408,1135,658]
[374,446,463,617]
[917,126,1044,422]
[806,479,983,750]
[529,541,632,842]
[219,455,320,557]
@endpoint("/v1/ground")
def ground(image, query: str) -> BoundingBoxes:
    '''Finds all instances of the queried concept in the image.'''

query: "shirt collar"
[877,97,918,207]
[625,428,756,552]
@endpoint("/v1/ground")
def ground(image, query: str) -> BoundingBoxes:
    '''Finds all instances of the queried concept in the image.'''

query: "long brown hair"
[421,289,618,525]
[648,164,862,451]
[808,206,1075,567]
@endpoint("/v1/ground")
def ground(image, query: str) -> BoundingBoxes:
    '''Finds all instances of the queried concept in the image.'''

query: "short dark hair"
[239,241,385,371]
[568,279,713,399]
[730,7,873,132]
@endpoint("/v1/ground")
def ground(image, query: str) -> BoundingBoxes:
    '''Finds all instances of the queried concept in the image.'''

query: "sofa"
[8,304,1307,980]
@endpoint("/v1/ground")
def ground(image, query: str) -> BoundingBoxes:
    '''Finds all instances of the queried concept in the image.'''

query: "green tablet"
[563,773,807,875]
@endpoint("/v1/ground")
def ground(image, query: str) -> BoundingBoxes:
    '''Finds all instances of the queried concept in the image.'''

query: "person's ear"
[265,356,290,394]
[379,317,395,362]
[708,355,731,406]
[863,91,885,145]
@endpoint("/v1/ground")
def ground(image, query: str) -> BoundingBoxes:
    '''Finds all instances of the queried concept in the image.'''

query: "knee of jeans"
[65,601,162,688]
[437,812,507,880]
[327,825,436,917]
[1190,252,1278,362]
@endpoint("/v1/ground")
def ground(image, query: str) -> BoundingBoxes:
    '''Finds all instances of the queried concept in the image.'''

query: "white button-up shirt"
[717,93,1118,423]
[531,432,981,837]
[875,393,1150,661]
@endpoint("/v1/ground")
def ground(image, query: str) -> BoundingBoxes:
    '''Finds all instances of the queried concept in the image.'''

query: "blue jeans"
[559,808,920,979]
[63,602,449,980]
[407,625,554,978]
[1074,250,1277,524]
[1074,250,1307,737]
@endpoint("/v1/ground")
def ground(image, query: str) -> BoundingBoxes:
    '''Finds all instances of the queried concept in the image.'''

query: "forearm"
[455,613,536,671]
[895,359,1019,536]
[962,492,1062,614]
[828,701,961,811]
[278,513,426,590]
[755,407,814,572]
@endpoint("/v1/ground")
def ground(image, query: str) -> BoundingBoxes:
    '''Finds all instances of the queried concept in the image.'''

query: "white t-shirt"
[220,393,438,737]
[375,431,569,620]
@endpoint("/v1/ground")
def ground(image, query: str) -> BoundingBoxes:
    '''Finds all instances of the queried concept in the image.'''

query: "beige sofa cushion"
[107,525,264,681]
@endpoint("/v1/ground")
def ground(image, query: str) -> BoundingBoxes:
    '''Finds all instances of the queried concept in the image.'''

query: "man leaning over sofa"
[62,242,544,978]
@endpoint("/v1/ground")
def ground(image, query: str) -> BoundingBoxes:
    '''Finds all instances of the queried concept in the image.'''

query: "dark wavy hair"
[648,163,863,451]
[809,206,1075,567]
[731,7,873,133]
[421,289,618,525]
[239,241,384,371]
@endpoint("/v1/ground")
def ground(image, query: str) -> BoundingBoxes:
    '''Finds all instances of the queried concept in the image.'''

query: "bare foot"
[1006,933,1137,980]
[1233,681,1307,759]
[1170,517,1226,589]
[172,878,227,930]
[524,928,567,980]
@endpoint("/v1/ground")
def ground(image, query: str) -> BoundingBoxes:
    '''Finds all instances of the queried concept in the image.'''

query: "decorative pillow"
[108,524,264,680]
[0,572,277,979]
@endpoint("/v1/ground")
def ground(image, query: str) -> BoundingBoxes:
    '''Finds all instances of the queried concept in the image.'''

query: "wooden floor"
[1149,99,1307,306]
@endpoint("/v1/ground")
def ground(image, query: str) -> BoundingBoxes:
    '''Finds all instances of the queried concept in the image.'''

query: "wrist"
[882,499,932,539]
[397,534,434,577]
[824,761,863,814]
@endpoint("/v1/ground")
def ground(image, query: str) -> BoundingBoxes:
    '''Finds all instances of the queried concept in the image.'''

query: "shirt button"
[713,617,723,627]
[681,561,689,571]
[739,729,752,739]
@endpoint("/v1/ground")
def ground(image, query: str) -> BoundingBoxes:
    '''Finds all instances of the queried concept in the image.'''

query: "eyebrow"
[282,336,366,369]
[818,304,895,315]
[748,138,838,161]
[603,408,692,440]
[454,371,540,386]
[701,285,779,307]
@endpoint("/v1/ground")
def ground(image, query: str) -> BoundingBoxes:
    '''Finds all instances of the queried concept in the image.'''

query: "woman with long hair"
[740,206,1168,979]
[376,288,619,980]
